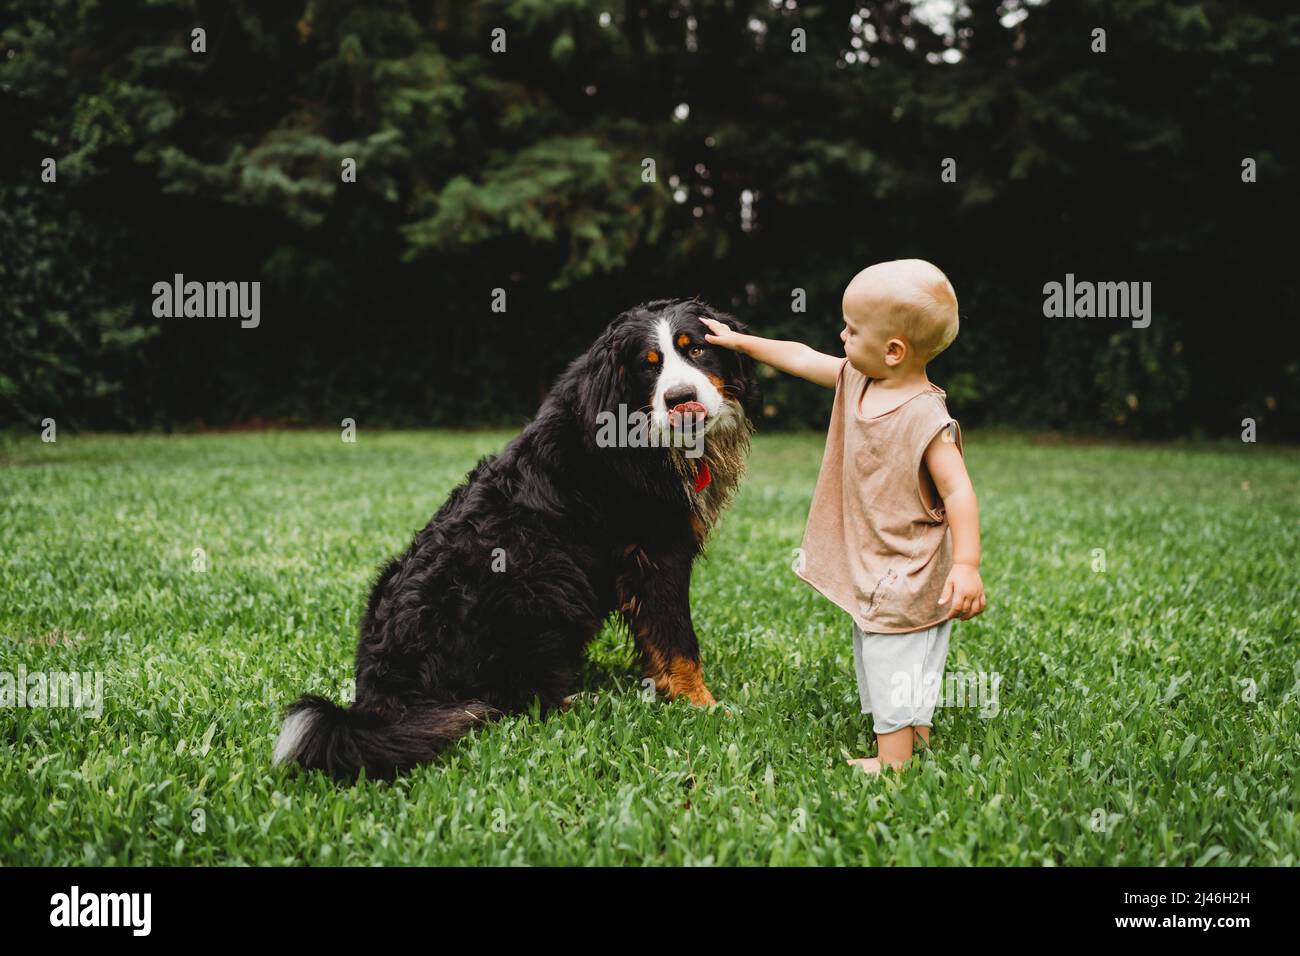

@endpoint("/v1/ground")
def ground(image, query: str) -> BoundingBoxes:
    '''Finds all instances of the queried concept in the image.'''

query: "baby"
[702,259,985,774]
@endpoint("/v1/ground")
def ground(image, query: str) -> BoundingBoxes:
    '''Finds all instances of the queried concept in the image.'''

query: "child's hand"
[700,317,747,351]
[939,563,986,620]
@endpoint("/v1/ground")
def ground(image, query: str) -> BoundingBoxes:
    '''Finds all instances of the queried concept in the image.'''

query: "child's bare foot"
[847,756,883,775]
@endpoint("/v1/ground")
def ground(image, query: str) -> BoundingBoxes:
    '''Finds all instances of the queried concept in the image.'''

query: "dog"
[273,299,759,780]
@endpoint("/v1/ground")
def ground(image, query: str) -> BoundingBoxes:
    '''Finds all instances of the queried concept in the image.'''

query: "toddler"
[702,259,985,774]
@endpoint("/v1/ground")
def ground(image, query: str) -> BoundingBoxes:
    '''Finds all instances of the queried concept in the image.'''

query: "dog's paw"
[684,685,717,708]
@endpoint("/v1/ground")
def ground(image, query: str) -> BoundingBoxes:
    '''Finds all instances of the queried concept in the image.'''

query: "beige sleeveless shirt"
[795,358,962,634]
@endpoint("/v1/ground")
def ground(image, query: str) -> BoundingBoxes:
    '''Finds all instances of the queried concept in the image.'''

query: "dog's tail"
[272,694,499,781]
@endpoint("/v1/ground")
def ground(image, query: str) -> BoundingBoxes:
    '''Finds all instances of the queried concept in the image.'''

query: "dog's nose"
[664,386,697,407]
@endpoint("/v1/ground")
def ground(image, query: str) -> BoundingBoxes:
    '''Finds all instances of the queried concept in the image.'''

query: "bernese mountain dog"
[274,299,759,780]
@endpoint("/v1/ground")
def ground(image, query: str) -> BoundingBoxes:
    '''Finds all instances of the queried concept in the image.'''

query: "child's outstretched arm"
[700,318,842,389]
[925,432,986,621]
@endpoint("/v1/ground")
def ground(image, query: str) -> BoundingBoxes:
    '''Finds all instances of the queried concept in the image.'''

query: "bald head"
[843,259,959,362]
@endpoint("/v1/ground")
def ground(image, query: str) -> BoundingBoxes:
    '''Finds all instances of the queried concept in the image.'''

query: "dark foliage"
[1,0,1295,436]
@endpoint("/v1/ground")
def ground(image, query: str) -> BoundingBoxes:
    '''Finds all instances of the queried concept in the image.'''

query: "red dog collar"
[693,461,712,492]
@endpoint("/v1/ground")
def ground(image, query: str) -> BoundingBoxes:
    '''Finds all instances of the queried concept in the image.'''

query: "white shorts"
[851,618,952,735]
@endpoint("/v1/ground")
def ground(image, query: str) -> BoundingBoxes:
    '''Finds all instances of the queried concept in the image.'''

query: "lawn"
[1,429,1297,866]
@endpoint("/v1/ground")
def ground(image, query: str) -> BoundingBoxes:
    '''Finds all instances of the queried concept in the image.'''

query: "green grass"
[1,429,1297,866]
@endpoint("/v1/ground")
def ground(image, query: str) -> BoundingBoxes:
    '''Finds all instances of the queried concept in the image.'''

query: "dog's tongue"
[670,400,707,417]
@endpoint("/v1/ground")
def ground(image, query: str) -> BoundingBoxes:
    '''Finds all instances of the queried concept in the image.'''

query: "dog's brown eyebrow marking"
[676,333,691,349]
[647,350,660,364]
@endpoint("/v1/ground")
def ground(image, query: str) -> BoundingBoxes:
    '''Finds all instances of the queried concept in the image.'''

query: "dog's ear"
[575,313,634,442]
[710,311,762,419]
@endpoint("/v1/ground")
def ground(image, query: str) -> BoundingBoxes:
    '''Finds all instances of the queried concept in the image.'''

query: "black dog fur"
[274,300,759,780]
